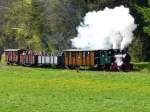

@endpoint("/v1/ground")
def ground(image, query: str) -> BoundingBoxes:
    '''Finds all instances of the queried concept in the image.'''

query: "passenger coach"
[4,49,25,64]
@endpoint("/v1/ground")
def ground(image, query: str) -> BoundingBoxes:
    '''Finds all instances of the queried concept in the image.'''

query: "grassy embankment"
[0,61,150,112]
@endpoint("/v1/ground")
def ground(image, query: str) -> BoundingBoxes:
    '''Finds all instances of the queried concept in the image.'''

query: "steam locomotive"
[4,48,133,71]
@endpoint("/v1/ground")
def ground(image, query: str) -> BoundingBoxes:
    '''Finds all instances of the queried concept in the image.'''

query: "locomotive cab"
[95,50,113,70]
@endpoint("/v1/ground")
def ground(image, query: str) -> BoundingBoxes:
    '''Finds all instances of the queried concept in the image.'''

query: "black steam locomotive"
[4,48,133,71]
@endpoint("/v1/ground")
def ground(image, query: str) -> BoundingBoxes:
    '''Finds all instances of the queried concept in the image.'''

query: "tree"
[1,0,43,51]
[0,0,150,61]
[31,0,87,52]
[128,0,150,61]
[0,0,15,60]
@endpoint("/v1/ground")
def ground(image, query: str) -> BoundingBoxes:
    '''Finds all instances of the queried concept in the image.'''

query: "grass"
[0,63,150,112]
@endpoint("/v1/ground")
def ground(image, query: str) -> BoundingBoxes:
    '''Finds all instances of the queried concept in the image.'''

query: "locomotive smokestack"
[71,6,137,50]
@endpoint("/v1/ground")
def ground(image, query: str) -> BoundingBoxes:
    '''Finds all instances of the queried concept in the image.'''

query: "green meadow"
[0,63,150,112]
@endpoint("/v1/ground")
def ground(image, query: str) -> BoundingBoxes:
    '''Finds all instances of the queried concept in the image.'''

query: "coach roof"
[63,49,111,52]
[4,49,24,52]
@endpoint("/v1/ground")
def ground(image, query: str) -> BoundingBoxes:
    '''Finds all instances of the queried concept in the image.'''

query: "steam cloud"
[71,6,137,50]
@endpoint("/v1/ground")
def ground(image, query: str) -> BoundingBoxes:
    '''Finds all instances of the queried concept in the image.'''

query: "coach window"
[85,52,88,56]
[72,52,75,57]
[77,51,80,56]
[102,51,105,57]
[108,51,112,56]
[66,52,69,57]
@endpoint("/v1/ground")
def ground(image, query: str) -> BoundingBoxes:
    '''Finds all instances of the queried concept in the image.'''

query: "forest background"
[0,0,149,62]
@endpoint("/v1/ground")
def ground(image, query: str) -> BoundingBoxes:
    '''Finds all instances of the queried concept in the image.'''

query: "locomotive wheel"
[110,63,118,71]
[122,63,133,72]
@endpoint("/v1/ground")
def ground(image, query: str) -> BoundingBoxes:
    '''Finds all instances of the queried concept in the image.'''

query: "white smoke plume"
[71,6,137,50]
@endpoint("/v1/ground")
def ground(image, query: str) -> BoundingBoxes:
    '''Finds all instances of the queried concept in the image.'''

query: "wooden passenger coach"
[4,49,25,64]
[63,49,95,67]
[19,54,38,66]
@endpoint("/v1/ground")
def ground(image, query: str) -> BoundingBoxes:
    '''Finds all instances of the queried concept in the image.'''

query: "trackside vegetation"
[0,63,150,112]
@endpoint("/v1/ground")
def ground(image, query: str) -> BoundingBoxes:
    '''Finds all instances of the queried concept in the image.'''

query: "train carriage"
[19,54,38,66]
[38,55,58,66]
[4,49,25,64]
[63,49,95,68]
[95,50,114,70]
